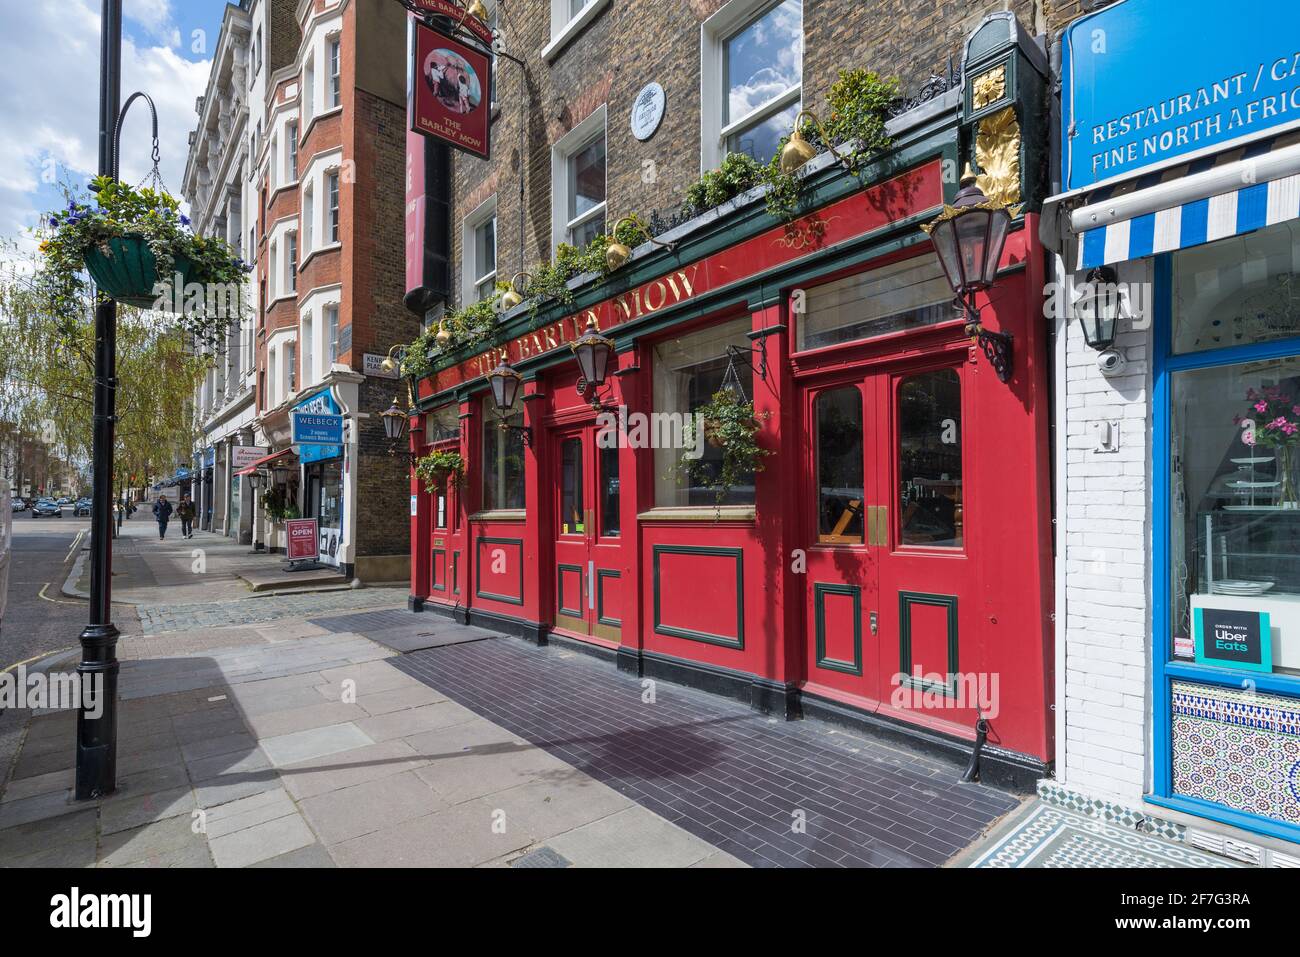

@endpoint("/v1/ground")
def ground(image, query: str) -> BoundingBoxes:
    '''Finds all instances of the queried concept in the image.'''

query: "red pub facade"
[406,16,1054,789]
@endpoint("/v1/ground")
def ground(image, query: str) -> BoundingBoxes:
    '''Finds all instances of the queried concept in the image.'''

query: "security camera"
[1097,348,1127,377]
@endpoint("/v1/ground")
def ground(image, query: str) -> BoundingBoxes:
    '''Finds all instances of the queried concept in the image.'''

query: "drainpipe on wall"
[1046,26,1070,787]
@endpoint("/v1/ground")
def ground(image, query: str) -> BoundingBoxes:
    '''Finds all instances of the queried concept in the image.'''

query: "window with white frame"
[462,197,497,304]
[327,171,340,244]
[325,304,340,364]
[303,55,315,126]
[328,37,341,108]
[701,0,802,170]
[303,184,314,253]
[268,238,278,300]
[545,0,607,59]
[286,121,299,182]
[286,232,298,294]
[551,107,606,253]
[286,341,297,393]
[301,312,314,383]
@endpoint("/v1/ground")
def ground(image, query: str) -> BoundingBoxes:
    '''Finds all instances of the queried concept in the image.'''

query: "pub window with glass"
[482,394,525,511]
[653,317,755,507]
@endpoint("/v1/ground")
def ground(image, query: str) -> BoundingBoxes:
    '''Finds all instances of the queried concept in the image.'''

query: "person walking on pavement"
[177,494,196,539]
[152,496,173,541]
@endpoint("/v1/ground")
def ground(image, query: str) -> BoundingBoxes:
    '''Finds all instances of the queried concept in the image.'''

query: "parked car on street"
[74,498,92,516]
[30,499,63,518]
[11,498,25,512]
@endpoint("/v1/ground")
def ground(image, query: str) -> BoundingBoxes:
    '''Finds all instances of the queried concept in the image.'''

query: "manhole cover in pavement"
[510,847,571,869]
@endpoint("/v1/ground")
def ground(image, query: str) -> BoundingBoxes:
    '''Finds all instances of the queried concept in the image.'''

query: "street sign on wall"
[410,20,492,160]
[1062,0,1300,191]
[292,413,344,446]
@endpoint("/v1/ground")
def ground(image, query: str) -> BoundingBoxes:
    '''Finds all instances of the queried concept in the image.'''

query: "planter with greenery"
[762,69,899,222]
[677,388,772,505]
[260,485,300,522]
[36,178,250,343]
[415,450,464,491]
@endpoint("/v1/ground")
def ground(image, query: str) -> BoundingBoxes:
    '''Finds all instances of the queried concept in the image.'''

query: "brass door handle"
[866,506,889,546]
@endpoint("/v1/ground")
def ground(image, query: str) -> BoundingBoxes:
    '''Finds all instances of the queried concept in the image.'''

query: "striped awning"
[1068,131,1300,270]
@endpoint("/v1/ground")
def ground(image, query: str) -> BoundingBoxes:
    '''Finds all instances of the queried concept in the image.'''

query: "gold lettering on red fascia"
[457,264,699,382]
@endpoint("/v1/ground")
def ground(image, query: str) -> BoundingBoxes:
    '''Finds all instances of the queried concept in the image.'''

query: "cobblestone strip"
[136,588,406,635]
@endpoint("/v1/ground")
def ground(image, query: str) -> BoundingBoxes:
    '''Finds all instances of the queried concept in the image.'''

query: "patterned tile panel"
[1171,680,1300,827]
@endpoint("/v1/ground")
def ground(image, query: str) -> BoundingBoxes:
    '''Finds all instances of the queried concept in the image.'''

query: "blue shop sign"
[1062,0,1300,191]
[293,392,342,464]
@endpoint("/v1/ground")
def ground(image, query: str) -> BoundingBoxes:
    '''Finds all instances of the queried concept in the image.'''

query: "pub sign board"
[1194,606,1274,673]
[410,20,491,160]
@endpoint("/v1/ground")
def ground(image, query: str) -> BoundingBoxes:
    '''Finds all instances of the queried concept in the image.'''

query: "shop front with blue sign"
[292,391,345,568]
[1047,0,1300,851]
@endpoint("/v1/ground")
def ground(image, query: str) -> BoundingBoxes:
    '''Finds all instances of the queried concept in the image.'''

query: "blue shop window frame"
[1150,253,1300,844]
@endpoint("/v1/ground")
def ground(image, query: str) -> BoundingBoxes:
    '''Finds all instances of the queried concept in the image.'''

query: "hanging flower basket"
[83,234,197,311]
[35,176,250,338]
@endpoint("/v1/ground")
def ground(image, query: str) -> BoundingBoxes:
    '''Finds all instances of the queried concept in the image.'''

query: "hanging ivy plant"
[676,388,772,505]
[415,450,464,491]
[762,69,900,223]
[35,177,251,347]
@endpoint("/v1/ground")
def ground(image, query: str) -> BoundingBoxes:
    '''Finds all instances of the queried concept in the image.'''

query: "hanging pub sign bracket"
[959,296,1013,383]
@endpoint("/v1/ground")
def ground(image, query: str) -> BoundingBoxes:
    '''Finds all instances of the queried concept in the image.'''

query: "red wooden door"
[801,379,880,702]
[428,447,463,601]
[872,361,978,729]
[800,358,975,723]
[551,425,623,643]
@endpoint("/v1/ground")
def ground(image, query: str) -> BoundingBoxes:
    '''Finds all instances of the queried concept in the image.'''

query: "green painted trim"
[652,545,744,650]
[898,590,959,697]
[814,582,863,676]
[415,123,965,404]
[596,568,621,628]
[452,550,460,595]
[557,563,584,618]
[475,536,525,606]
[431,547,447,593]
[964,53,1017,124]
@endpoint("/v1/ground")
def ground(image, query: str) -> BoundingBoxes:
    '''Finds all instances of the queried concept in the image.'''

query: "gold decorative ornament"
[465,0,489,22]
[971,65,1007,110]
[974,105,1022,209]
[434,318,452,347]
[497,271,531,313]
[604,216,676,272]
[779,111,849,176]
[919,164,1022,235]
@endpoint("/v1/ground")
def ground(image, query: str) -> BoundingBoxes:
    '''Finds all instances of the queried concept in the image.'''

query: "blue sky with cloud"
[0,0,227,259]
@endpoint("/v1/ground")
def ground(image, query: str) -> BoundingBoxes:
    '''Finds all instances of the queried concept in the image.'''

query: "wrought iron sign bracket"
[725,324,784,389]
[575,377,618,414]
[959,298,1013,383]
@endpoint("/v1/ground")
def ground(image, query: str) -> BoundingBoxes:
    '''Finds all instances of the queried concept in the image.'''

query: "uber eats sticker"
[1194,607,1273,673]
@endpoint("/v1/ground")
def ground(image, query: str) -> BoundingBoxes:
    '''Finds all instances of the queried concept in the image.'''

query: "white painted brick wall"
[1059,259,1153,805]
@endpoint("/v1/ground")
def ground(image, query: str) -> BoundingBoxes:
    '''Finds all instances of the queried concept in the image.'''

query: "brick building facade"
[185,0,418,580]
[435,0,1079,310]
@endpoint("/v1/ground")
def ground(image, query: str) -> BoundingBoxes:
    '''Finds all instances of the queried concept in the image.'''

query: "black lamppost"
[77,0,124,799]
[923,164,1017,382]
